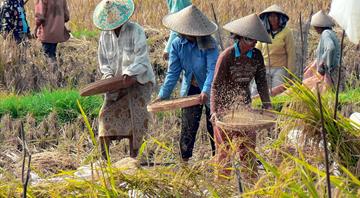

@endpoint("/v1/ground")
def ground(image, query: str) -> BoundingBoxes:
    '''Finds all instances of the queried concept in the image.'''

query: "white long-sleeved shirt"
[98,21,155,85]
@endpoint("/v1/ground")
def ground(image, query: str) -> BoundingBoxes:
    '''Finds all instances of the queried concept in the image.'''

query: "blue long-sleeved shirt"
[164,0,192,53]
[159,36,219,100]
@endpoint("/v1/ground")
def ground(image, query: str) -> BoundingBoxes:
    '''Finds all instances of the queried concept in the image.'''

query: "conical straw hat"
[311,10,335,28]
[93,0,135,31]
[223,13,272,43]
[162,5,218,36]
[259,4,289,20]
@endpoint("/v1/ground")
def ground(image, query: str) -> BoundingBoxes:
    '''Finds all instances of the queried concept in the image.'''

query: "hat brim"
[93,0,135,31]
[259,11,289,21]
[162,5,218,37]
[223,14,272,44]
[163,16,218,36]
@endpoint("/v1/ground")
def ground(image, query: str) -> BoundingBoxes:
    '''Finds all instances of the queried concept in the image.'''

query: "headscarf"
[260,13,288,38]
[166,0,192,13]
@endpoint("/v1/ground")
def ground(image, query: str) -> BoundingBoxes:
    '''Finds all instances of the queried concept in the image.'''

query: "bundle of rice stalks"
[0,37,99,92]
[15,151,78,177]
[276,78,360,172]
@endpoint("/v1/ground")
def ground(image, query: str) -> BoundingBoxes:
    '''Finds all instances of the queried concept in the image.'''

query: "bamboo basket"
[216,109,276,131]
[147,95,201,112]
[80,76,133,96]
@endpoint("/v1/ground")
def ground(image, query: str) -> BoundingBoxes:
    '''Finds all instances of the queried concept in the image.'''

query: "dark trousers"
[42,42,58,59]
[180,85,216,159]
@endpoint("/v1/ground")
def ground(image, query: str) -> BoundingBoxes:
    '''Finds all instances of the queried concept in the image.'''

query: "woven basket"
[216,109,276,131]
[147,95,201,112]
[80,76,133,97]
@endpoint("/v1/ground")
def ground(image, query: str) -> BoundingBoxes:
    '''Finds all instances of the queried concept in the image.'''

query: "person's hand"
[210,113,217,123]
[162,52,169,61]
[199,92,208,105]
[123,74,136,85]
[32,26,39,39]
[2,32,8,39]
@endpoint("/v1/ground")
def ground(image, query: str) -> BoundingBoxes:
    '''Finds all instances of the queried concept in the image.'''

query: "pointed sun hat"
[162,5,218,36]
[93,0,135,31]
[259,4,289,20]
[223,13,272,43]
[311,10,335,28]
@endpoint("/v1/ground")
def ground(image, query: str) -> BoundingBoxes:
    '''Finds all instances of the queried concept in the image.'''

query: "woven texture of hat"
[311,10,335,28]
[93,0,135,30]
[162,5,218,36]
[259,4,289,19]
[223,13,272,43]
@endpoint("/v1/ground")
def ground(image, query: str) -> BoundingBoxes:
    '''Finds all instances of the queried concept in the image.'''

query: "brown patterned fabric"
[210,46,271,114]
[98,82,152,150]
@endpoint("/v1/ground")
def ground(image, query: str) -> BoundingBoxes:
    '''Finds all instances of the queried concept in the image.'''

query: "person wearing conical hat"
[252,4,296,95]
[93,0,156,159]
[163,0,192,60]
[155,5,219,162]
[310,10,340,85]
[210,13,272,179]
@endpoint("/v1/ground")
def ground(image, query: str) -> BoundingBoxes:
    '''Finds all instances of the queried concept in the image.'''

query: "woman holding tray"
[93,0,155,159]
[210,14,272,182]
[155,5,219,162]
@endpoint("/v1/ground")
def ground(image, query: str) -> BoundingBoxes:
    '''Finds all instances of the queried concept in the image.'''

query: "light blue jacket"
[164,0,192,53]
[315,29,340,74]
[159,36,219,100]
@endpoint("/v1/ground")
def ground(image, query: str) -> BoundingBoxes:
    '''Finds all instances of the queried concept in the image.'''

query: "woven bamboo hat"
[311,10,335,28]
[93,0,135,31]
[162,5,218,36]
[223,13,272,43]
[259,4,289,20]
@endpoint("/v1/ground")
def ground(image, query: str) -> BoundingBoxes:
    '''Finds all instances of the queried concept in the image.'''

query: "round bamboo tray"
[80,76,133,97]
[147,95,201,112]
[216,109,276,131]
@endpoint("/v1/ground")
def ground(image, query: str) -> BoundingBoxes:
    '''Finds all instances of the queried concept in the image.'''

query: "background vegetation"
[0,0,359,197]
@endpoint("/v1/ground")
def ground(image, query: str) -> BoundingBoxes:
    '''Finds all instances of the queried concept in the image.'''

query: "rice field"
[0,0,359,197]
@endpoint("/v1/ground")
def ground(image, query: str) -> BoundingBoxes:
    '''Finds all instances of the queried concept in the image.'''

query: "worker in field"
[251,4,296,96]
[210,14,272,181]
[256,10,341,97]
[163,0,192,61]
[93,0,155,159]
[309,10,341,86]
[34,0,70,86]
[154,5,219,162]
[0,0,30,43]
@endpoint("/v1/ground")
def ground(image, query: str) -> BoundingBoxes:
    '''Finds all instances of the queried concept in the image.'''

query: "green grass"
[0,89,102,123]
[71,29,100,39]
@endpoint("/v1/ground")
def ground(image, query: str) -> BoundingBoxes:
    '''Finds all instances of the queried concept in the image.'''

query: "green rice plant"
[276,77,360,172]
[71,29,100,39]
[252,88,360,112]
[0,89,102,123]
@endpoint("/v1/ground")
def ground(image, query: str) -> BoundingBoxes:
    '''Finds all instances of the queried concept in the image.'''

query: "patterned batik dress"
[98,82,152,150]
